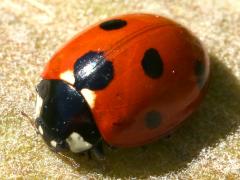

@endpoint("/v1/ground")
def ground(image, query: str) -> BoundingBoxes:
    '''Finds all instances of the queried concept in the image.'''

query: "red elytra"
[41,13,210,148]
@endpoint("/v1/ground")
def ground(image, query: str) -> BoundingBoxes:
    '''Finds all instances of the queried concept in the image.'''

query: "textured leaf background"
[0,0,240,179]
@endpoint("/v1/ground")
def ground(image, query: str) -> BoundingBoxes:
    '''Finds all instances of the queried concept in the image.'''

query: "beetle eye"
[36,80,50,99]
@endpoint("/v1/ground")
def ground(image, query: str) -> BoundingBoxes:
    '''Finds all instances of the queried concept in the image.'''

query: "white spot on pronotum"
[38,125,44,135]
[66,132,92,153]
[60,70,75,84]
[50,140,57,148]
[35,94,43,118]
[80,88,96,109]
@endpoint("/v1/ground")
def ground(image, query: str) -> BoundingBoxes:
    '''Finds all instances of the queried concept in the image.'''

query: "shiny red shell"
[42,13,210,147]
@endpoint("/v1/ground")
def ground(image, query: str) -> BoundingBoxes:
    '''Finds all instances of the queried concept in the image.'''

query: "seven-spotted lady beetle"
[35,13,210,159]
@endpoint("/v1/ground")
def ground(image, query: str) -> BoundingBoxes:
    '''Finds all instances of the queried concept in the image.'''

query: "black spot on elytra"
[141,48,164,79]
[195,60,205,88]
[74,51,114,91]
[145,110,162,129]
[100,19,127,30]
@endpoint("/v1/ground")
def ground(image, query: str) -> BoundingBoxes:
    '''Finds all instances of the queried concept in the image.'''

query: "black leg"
[87,150,92,159]
[90,141,105,161]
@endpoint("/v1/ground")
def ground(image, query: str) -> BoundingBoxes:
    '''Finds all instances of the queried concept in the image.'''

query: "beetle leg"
[90,141,105,161]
